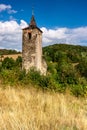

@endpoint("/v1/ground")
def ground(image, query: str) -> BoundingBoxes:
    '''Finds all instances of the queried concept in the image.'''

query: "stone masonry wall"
[22,28,47,75]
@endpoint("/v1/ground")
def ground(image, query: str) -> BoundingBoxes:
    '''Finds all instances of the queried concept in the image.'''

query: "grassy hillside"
[0,86,87,130]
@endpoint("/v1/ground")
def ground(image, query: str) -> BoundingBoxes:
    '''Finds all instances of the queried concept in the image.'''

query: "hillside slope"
[0,86,87,130]
[43,44,87,90]
[43,44,87,64]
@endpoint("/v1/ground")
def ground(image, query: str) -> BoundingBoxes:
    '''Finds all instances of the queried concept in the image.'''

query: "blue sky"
[0,0,87,50]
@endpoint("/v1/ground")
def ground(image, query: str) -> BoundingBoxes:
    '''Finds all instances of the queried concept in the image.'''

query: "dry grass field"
[1,54,22,60]
[0,86,87,130]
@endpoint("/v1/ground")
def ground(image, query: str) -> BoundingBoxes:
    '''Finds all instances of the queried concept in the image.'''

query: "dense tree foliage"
[43,44,87,96]
[0,44,87,97]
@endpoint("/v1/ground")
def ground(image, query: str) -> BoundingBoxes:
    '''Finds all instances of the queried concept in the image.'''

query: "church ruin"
[22,15,47,75]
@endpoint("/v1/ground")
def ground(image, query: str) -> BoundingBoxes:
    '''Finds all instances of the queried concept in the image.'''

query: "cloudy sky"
[0,0,87,51]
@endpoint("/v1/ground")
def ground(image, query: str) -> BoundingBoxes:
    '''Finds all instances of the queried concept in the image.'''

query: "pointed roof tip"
[21,14,42,32]
[29,15,37,28]
[23,15,42,33]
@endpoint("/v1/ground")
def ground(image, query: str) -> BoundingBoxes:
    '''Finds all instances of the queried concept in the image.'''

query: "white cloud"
[0,4,11,12]
[20,20,28,29]
[8,9,17,14]
[0,20,87,51]
[41,27,87,46]
[0,20,28,51]
[0,4,17,14]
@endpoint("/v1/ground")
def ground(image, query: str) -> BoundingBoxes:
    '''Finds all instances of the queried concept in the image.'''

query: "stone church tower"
[22,15,47,75]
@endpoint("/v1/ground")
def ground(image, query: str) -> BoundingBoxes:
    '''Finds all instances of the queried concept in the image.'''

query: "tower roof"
[29,15,37,28]
[22,15,42,33]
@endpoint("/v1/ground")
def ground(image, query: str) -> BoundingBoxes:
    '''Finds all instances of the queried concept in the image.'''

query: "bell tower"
[22,15,47,75]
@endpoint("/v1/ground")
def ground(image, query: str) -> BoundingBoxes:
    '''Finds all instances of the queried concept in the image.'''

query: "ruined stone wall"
[22,28,47,75]
[22,29,36,70]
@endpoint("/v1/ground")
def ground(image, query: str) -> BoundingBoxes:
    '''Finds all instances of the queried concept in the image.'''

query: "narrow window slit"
[28,33,31,39]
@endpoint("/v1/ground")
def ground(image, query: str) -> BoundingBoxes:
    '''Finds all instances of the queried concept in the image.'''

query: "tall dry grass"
[0,86,87,130]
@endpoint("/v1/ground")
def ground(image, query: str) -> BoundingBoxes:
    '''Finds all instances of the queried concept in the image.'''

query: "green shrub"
[2,57,15,70]
[27,68,41,85]
[1,69,17,85]
[71,85,87,97]
[15,56,22,67]
[18,69,26,81]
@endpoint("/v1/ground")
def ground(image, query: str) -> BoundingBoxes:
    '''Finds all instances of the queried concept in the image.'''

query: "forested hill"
[0,49,21,55]
[43,44,87,94]
[43,44,87,63]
